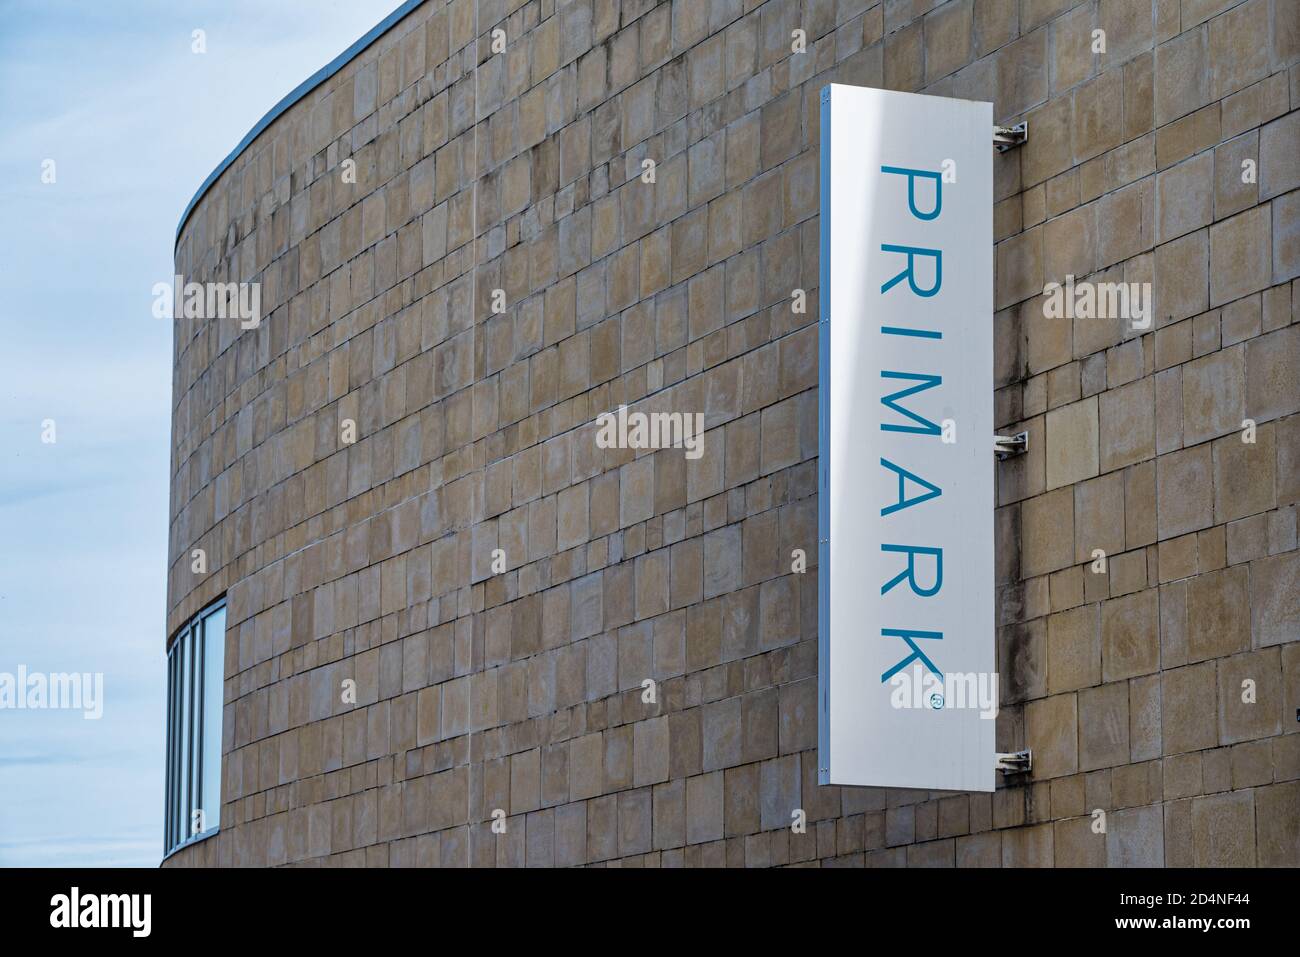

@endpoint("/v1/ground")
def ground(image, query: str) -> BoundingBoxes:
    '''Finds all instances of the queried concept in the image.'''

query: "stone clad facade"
[166,0,1298,867]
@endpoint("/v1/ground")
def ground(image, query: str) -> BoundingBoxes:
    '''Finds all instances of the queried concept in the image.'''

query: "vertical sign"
[818,85,995,791]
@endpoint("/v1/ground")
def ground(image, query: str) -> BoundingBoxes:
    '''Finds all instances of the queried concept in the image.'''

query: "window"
[164,599,226,857]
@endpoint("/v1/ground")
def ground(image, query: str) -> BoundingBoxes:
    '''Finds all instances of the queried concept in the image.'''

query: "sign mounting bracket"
[993,122,1027,152]
[995,750,1032,773]
[994,431,1029,459]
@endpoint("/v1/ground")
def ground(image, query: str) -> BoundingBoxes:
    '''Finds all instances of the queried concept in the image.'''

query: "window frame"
[163,597,227,860]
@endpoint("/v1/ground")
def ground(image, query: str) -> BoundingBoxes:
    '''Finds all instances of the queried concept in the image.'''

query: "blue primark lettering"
[880,544,943,597]
[880,371,942,434]
[880,629,943,682]
[881,325,942,339]
[879,458,942,515]
[876,162,949,686]
[879,244,942,297]
[880,165,943,220]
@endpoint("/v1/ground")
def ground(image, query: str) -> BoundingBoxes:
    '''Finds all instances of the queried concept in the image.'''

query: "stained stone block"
[723,764,760,838]
[925,0,974,83]
[1153,229,1208,326]
[955,831,1002,867]
[1022,487,1076,576]
[587,790,616,858]
[1230,739,1273,788]
[759,89,801,172]
[1203,746,1234,794]
[1101,589,1159,681]
[1246,325,1300,423]
[1154,26,1209,125]
[1182,343,1246,446]
[1001,823,1055,866]
[758,754,800,831]
[1191,790,1256,866]
[996,226,1045,309]
[1156,444,1214,539]
[1186,565,1250,662]
[1250,550,1299,647]
[1098,377,1155,473]
[1259,110,1300,200]
[1207,0,1270,100]
[1047,600,1102,694]
[634,715,671,787]
[1161,661,1218,755]
[1209,206,1272,307]
[651,779,686,851]
[1048,2,1093,96]
[1078,681,1130,771]
[554,801,588,866]
[1217,647,1283,744]
[1129,674,1163,761]
[1106,804,1165,866]
[1255,781,1300,866]
[1054,815,1106,866]
[885,804,916,847]
[617,788,653,857]
[1213,425,1276,524]
[1027,693,1079,779]
[685,771,724,845]
[701,697,742,771]
[1156,151,1213,243]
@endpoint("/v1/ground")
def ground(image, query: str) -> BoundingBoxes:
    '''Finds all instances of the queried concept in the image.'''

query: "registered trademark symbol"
[929,693,944,709]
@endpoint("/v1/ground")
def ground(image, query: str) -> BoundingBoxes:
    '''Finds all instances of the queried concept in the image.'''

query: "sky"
[0,0,405,867]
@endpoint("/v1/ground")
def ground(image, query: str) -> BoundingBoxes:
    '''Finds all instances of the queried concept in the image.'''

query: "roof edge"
[174,0,426,250]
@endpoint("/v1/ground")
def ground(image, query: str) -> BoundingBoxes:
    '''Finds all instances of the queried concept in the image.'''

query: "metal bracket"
[993,122,1027,152]
[996,750,1032,773]
[994,430,1029,460]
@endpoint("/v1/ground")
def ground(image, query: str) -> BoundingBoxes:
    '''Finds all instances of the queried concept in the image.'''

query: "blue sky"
[0,0,403,867]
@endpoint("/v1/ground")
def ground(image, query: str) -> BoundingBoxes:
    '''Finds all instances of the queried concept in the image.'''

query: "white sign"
[817,85,995,792]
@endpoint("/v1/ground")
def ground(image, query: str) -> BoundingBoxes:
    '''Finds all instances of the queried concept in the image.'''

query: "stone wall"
[166,0,1298,866]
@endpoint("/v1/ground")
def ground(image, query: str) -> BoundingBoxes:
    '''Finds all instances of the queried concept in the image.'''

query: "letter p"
[881,165,942,220]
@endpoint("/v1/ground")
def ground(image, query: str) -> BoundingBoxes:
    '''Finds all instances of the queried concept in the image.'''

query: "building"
[163,0,1299,866]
